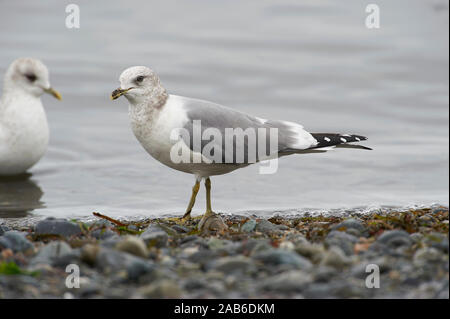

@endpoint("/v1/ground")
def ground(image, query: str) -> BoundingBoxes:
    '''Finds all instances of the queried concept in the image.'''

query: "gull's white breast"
[129,95,197,173]
[0,94,49,175]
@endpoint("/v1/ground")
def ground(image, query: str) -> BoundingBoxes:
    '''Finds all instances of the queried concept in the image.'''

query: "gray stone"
[409,232,423,243]
[285,233,309,245]
[295,242,325,264]
[320,246,352,269]
[188,250,220,266]
[115,236,148,258]
[213,255,255,275]
[31,241,73,265]
[137,279,182,298]
[303,280,367,299]
[423,232,449,253]
[413,247,443,267]
[255,220,282,233]
[313,266,339,282]
[419,214,439,227]
[331,218,367,236]
[96,248,153,280]
[261,270,312,293]
[35,218,82,237]
[0,225,10,236]
[91,228,116,240]
[241,219,257,232]
[253,249,312,270]
[140,225,169,248]
[324,231,358,256]
[377,230,413,248]
[172,225,190,233]
[0,231,33,252]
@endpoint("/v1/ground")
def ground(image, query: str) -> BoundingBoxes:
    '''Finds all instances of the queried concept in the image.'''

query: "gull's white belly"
[129,95,239,178]
[0,102,49,175]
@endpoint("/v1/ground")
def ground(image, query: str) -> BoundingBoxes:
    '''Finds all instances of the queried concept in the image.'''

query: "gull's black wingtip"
[310,133,372,150]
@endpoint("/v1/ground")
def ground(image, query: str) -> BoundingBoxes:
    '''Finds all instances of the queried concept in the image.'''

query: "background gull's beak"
[44,87,62,100]
[111,87,131,100]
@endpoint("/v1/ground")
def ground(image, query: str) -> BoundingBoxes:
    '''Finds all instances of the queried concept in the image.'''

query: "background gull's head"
[3,58,61,100]
[112,66,166,105]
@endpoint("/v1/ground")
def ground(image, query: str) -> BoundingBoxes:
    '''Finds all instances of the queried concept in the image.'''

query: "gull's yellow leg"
[205,177,213,216]
[182,180,200,220]
[198,177,219,230]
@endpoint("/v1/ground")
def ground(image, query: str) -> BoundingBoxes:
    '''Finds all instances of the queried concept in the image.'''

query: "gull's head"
[111,66,164,104]
[4,58,61,100]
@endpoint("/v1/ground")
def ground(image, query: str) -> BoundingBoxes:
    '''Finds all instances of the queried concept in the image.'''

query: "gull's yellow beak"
[110,88,131,100]
[44,87,62,100]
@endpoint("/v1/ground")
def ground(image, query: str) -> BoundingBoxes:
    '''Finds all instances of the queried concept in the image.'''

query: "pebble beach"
[0,206,448,299]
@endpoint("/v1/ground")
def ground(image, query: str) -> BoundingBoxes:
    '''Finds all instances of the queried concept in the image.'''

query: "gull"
[0,58,61,176]
[111,66,371,230]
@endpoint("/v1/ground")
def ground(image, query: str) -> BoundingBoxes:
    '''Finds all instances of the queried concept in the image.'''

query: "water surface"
[0,0,448,219]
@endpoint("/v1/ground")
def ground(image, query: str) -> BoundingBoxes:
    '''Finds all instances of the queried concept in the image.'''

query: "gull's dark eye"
[135,75,145,83]
[25,73,37,82]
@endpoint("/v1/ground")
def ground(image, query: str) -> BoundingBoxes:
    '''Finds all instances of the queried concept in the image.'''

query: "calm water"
[0,0,448,220]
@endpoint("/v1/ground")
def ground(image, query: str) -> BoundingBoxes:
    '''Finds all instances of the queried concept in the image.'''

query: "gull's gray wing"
[179,96,318,164]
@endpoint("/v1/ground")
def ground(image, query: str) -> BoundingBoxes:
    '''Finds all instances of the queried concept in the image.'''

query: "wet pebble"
[0,231,33,253]
[376,230,413,248]
[115,236,148,258]
[241,219,257,232]
[35,218,82,237]
[253,249,312,270]
[324,231,358,256]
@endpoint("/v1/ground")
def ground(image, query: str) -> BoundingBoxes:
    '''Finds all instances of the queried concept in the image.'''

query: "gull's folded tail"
[310,133,372,150]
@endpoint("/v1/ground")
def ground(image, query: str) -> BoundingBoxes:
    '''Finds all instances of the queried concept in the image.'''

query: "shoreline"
[0,206,448,298]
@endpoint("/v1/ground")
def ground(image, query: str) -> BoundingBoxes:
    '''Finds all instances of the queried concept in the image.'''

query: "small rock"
[295,242,326,264]
[253,249,312,270]
[377,230,413,248]
[0,231,33,253]
[279,241,295,251]
[331,218,367,237]
[116,236,148,258]
[409,233,423,243]
[285,233,308,245]
[325,231,358,256]
[96,248,153,280]
[35,218,82,237]
[188,250,220,266]
[172,225,190,233]
[199,213,228,233]
[255,220,281,233]
[261,270,312,293]
[140,225,168,248]
[31,241,73,265]
[137,279,182,298]
[423,232,449,253]
[0,225,10,236]
[91,228,116,240]
[241,219,257,232]
[213,255,255,275]
[313,266,339,282]
[81,244,100,266]
[320,246,352,269]
[418,214,437,226]
[413,247,443,267]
